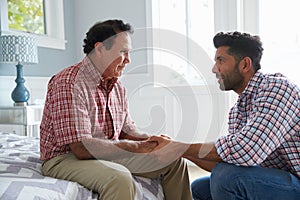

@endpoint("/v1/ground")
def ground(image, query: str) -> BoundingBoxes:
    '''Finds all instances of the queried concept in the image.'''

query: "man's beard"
[219,63,244,91]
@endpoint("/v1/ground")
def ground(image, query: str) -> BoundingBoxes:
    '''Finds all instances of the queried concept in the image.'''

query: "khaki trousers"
[42,153,192,200]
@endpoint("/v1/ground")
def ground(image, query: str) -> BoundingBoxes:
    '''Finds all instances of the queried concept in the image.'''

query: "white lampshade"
[0,35,38,64]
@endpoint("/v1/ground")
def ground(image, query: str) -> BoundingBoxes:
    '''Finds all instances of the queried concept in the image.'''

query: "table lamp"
[0,35,38,106]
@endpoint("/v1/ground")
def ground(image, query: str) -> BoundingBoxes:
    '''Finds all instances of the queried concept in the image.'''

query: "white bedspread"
[0,132,164,200]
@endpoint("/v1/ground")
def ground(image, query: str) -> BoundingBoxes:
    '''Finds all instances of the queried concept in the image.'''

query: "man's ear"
[94,42,103,53]
[240,57,252,72]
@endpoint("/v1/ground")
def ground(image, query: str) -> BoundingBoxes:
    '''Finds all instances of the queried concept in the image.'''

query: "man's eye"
[218,58,224,63]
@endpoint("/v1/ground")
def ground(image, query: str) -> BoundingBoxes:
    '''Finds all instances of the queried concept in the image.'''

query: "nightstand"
[0,105,44,137]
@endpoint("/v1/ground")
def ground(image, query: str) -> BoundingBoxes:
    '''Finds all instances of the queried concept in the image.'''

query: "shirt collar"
[82,56,103,84]
[241,71,263,96]
[98,77,118,92]
[82,56,118,91]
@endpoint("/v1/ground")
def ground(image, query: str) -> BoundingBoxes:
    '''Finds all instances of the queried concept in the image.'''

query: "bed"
[0,132,164,200]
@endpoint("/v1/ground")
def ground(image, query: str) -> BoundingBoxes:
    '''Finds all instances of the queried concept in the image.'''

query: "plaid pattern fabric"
[40,57,136,161]
[216,71,300,177]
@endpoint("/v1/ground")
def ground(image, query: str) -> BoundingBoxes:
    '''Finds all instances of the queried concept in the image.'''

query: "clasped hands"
[133,134,171,153]
[135,134,190,163]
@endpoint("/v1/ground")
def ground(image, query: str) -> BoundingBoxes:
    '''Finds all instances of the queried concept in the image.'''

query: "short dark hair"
[83,19,133,54]
[213,31,264,71]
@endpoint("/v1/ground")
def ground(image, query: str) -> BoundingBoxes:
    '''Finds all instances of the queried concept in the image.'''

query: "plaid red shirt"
[216,71,300,177]
[40,57,136,161]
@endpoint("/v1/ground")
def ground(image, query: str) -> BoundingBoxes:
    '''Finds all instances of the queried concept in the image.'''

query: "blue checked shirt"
[216,71,300,178]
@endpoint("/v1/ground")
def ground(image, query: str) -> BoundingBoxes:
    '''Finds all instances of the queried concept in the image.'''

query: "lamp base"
[14,102,28,106]
[11,63,30,105]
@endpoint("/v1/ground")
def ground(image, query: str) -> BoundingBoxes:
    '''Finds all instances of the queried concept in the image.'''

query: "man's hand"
[135,140,158,153]
[148,135,190,164]
[159,134,172,139]
[148,135,172,151]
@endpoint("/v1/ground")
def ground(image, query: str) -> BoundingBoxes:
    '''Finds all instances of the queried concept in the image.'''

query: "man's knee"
[211,162,258,184]
[95,166,134,189]
[210,162,241,193]
[99,169,136,199]
[210,162,255,200]
[191,176,211,200]
[211,162,241,181]
[104,169,134,188]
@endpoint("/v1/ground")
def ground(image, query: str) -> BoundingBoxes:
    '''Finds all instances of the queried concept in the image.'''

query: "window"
[149,0,216,86]
[8,0,45,35]
[258,0,300,85]
[0,0,66,49]
[148,0,300,87]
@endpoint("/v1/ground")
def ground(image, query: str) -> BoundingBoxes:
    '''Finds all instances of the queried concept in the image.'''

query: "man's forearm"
[184,156,218,172]
[148,135,223,171]
[72,138,156,160]
[70,139,131,160]
[120,130,150,141]
[183,143,222,164]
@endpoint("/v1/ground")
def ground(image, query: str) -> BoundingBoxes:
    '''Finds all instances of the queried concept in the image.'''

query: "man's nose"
[124,53,130,64]
[212,63,218,74]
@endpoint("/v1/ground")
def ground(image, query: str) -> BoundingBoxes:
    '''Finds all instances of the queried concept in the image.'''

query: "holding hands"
[148,134,190,164]
[117,134,191,166]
